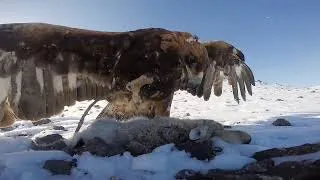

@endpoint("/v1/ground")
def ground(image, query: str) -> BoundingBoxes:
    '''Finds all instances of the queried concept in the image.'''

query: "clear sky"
[1,0,319,86]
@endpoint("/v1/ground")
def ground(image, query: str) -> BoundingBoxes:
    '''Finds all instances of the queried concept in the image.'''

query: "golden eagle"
[0,23,254,127]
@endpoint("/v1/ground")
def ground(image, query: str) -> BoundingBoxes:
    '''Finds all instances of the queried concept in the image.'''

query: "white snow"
[0,82,319,179]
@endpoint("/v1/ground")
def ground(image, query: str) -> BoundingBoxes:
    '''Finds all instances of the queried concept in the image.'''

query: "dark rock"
[272,118,291,126]
[311,90,316,93]
[32,118,52,126]
[224,125,232,129]
[185,113,190,116]
[94,104,101,109]
[73,137,126,157]
[297,96,303,98]
[175,140,214,160]
[175,169,197,180]
[252,143,320,161]
[43,160,75,175]
[177,145,320,180]
[31,134,69,152]
[265,160,320,180]
[242,159,275,173]
[176,170,283,180]
[52,125,67,131]
[275,99,284,102]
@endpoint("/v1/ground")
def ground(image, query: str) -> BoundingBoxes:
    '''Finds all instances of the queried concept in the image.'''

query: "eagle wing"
[0,23,118,120]
[197,41,255,103]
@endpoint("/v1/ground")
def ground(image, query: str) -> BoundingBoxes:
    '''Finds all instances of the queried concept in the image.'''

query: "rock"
[175,140,214,160]
[175,169,197,180]
[275,99,284,102]
[185,113,190,116]
[311,90,316,93]
[297,96,303,98]
[73,137,126,157]
[94,104,101,109]
[32,118,51,126]
[176,144,320,180]
[252,143,320,161]
[265,160,320,180]
[31,134,69,152]
[43,160,75,175]
[242,159,275,173]
[272,118,291,126]
[223,125,232,129]
[52,125,67,131]
[176,169,283,180]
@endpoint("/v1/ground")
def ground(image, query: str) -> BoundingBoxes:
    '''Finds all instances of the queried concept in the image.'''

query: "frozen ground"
[0,81,320,180]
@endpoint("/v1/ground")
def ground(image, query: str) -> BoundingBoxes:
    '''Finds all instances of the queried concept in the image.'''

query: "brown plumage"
[0,23,208,125]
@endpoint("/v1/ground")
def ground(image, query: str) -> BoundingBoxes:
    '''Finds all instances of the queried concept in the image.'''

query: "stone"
[265,160,320,180]
[272,118,291,126]
[31,134,69,152]
[43,160,75,175]
[252,143,320,161]
[94,104,101,109]
[275,99,284,102]
[175,169,197,180]
[297,96,303,98]
[52,125,67,131]
[242,159,275,173]
[175,169,283,180]
[32,118,51,126]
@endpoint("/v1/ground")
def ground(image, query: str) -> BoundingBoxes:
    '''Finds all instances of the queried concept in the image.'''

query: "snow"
[0,82,320,179]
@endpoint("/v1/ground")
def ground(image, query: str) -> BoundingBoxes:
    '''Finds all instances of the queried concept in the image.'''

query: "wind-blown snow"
[0,82,319,180]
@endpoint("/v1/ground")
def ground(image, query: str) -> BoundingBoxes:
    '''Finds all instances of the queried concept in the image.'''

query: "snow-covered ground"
[0,82,319,180]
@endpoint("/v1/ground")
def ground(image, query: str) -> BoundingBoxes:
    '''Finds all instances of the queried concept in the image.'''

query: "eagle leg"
[0,97,19,128]
[96,75,174,120]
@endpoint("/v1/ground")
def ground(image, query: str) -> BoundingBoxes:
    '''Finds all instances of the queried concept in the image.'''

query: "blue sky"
[1,0,319,86]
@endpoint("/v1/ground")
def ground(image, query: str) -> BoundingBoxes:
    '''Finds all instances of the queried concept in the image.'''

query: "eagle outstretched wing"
[0,23,114,121]
[181,41,255,103]
[200,41,255,103]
